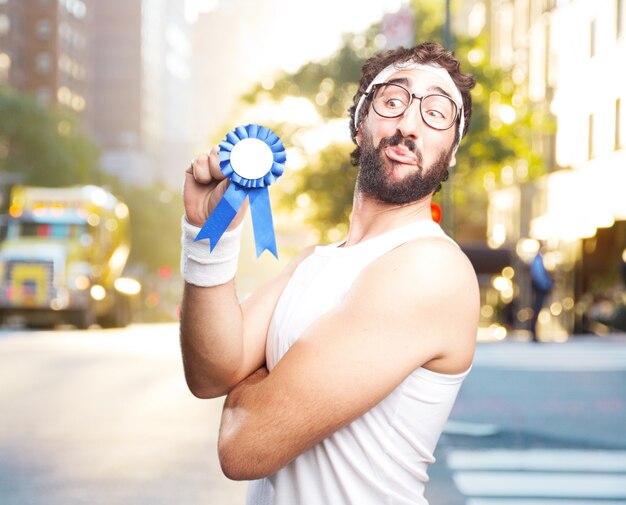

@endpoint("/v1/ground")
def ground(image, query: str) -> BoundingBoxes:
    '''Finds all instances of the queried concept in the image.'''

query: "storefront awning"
[530,164,626,241]
[461,243,512,274]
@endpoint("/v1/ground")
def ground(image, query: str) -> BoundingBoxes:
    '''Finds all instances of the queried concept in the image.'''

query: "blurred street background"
[1,324,625,504]
[1,0,626,503]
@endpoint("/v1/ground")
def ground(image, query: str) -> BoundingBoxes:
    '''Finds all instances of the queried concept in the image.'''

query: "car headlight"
[67,261,92,290]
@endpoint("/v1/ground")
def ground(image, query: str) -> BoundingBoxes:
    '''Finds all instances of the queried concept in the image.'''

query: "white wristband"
[180,216,243,287]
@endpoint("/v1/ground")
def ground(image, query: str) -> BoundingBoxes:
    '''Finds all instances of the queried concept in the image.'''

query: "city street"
[2,1,625,504]
[0,324,247,505]
[1,324,625,505]
[426,336,626,504]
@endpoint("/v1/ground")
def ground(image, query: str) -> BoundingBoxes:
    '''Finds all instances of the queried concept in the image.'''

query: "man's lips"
[383,145,418,166]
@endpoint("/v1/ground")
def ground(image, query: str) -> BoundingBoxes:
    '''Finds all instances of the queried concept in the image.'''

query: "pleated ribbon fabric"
[194,124,286,258]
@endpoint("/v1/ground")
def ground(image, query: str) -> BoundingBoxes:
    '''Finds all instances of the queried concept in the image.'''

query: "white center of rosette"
[229,138,274,180]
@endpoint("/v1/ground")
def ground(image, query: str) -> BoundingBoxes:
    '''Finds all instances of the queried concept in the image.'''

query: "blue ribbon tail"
[194,184,248,251]
[249,187,278,258]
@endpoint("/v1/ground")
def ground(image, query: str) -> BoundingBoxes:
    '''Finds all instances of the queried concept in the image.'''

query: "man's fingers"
[184,146,236,227]
[189,153,212,184]
[188,147,224,185]
[208,145,225,181]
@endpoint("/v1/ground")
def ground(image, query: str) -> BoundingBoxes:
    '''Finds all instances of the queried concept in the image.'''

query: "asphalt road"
[426,336,626,504]
[0,324,246,505]
[1,324,625,505]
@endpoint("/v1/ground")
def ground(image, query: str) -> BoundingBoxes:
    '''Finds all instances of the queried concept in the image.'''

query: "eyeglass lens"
[372,83,457,130]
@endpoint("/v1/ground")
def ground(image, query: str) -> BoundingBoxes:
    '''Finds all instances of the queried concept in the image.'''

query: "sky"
[186,0,408,73]
[186,0,413,148]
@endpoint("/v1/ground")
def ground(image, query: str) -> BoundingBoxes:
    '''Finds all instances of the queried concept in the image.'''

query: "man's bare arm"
[179,149,312,398]
[218,238,479,480]
[180,254,309,398]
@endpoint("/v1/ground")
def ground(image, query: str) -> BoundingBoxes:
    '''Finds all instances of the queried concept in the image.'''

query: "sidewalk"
[472,330,626,372]
[477,325,626,344]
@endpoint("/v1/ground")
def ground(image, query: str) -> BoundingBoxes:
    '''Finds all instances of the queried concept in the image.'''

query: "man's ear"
[449,151,457,167]
[355,126,362,146]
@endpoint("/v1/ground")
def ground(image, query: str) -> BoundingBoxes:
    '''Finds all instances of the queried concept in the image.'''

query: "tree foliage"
[0,86,182,278]
[0,86,100,188]
[238,1,552,243]
[449,31,552,240]
[240,27,382,242]
[109,179,183,273]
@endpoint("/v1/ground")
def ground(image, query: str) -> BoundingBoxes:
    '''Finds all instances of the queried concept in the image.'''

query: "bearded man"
[180,41,479,505]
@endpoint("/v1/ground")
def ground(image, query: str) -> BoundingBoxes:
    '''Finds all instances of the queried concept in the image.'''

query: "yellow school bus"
[0,185,140,328]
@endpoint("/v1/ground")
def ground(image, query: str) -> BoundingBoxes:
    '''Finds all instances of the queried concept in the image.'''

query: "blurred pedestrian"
[180,42,479,505]
[529,247,553,342]
[620,248,626,287]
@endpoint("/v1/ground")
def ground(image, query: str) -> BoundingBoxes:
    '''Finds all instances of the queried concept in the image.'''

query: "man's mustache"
[378,132,422,165]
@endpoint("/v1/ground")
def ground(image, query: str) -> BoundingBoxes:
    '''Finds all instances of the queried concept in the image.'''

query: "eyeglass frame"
[365,82,460,131]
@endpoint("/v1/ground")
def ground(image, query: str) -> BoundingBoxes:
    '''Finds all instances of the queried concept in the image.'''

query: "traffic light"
[159,265,172,279]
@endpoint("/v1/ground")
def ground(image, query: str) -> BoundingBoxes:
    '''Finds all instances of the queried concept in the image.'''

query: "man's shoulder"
[280,244,317,278]
[356,233,478,311]
[346,234,478,373]
[388,233,477,285]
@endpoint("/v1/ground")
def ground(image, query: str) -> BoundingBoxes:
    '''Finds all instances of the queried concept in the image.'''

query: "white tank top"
[247,220,471,505]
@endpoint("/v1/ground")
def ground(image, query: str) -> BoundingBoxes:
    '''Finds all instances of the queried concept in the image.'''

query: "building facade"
[488,0,626,338]
[92,0,192,188]
[0,0,192,188]
[0,0,91,122]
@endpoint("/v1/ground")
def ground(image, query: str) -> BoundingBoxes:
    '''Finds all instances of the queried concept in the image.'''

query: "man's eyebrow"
[385,77,411,87]
[428,85,454,99]
[384,79,455,100]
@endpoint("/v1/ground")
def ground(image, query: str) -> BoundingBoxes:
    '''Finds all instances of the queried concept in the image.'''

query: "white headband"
[354,61,465,148]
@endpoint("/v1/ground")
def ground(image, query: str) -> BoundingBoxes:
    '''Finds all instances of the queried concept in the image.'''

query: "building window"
[0,52,10,84]
[590,20,596,58]
[588,114,594,159]
[0,14,10,36]
[544,23,551,88]
[544,0,557,12]
[61,0,87,19]
[35,52,52,74]
[37,86,52,106]
[74,1,87,19]
[617,99,623,150]
[36,19,52,40]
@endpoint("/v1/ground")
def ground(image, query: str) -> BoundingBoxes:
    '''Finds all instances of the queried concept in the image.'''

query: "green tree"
[239,27,381,242]
[449,31,550,240]
[0,86,182,283]
[238,2,551,244]
[110,181,183,274]
[0,86,100,188]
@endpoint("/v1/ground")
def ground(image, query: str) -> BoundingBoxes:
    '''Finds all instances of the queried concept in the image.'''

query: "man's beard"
[356,129,453,205]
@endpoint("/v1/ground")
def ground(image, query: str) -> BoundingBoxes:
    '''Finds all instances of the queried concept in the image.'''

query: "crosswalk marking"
[473,342,626,371]
[466,500,623,505]
[453,472,626,498]
[447,449,626,472]
[447,449,626,503]
[443,420,500,437]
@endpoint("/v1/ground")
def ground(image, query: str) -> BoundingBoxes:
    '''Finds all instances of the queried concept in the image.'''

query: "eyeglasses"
[367,83,459,131]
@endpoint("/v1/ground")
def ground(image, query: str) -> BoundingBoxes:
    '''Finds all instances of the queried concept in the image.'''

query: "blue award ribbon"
[194,124,286,258]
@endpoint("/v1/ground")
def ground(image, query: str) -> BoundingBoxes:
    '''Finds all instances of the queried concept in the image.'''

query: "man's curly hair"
[348,42,476,167]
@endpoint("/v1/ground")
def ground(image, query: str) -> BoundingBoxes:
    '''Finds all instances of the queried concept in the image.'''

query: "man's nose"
[396,101,424,138]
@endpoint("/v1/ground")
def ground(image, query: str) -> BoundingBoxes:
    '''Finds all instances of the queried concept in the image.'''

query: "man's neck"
[342,191,434,247]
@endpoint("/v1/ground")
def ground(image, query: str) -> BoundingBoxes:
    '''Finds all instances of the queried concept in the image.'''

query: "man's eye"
[385,98,404,108]
[426,109,445,118]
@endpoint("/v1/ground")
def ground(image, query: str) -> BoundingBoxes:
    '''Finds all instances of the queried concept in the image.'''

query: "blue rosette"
[194,124,286,258]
